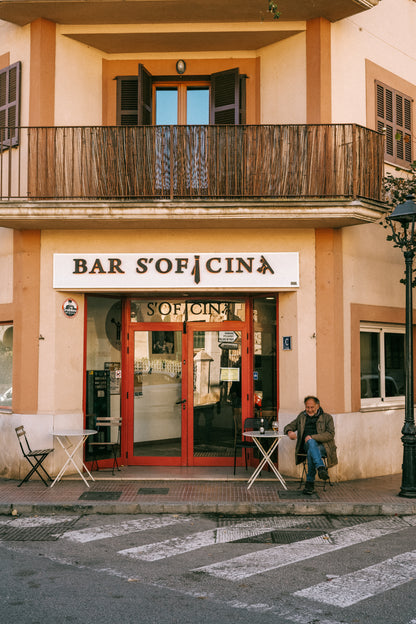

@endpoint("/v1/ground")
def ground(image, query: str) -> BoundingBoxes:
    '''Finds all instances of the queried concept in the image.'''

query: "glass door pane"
[133,330,182,457]
[193,330,240,459]
[155,88,178,125]
[186,88,209,124]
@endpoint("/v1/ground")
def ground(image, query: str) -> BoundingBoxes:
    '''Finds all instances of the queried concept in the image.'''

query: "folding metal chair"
[15,425,54,487]
[233,416,262,475]
[89,416,122,475]
[298,454,333,491]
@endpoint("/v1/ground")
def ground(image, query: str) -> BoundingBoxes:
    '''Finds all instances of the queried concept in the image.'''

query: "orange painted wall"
[103,58,259,125]
[315,228,344,413]
[306,18,331,124]
[0,53,10,70]
[29,19,56,126]
[12,231,41,414]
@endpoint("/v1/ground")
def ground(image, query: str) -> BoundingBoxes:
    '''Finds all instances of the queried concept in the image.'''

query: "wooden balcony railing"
[0,124,384,201]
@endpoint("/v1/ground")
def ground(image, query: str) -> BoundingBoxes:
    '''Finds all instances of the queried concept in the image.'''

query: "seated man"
[284,395,337,495]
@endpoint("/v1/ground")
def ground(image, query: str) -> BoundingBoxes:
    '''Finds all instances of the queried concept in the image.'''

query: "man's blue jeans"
[305,439,326,482]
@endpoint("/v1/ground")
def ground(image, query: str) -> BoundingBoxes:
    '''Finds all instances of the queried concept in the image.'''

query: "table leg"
[50,436,95,487]
[247,437,287,490]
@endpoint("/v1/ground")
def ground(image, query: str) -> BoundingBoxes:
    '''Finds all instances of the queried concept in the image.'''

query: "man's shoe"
[303,481,315,495]
[318,465,329,481]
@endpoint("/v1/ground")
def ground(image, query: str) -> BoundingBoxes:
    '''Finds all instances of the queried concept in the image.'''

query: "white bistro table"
[243,431,287,490]
[50,429,97,487]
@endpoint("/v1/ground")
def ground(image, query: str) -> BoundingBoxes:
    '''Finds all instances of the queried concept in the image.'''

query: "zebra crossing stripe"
[193,517,409,581]
[294,550,416,607]
[62,515,192,543]
[118,517,309,561]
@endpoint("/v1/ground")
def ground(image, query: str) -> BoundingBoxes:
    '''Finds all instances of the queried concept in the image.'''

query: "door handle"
[176,399,187,404]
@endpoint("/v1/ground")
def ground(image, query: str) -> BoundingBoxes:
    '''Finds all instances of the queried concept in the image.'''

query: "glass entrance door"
[189,327,245,466]
[131,329,184,463]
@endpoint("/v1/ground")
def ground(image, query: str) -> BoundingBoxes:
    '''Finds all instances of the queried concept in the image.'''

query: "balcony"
[0,124,386,229]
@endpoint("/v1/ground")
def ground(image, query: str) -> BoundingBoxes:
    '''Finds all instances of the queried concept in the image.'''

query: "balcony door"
[155,85,209,125]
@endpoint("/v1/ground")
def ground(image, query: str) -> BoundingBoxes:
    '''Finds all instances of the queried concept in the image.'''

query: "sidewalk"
[1,467,416,516]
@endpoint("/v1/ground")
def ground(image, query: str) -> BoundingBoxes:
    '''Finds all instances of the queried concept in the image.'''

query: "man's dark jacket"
[284,409,338,468]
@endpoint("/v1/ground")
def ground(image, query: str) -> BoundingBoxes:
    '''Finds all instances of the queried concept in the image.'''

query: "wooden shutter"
[116,76,138,125]
[138,64,153,125]
[0,61,21,147]
[376,80,412,166]
[210,68,241,125]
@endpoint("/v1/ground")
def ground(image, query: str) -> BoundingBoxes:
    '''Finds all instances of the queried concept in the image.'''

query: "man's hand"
[304,435,312,443]
[287,430,297,440]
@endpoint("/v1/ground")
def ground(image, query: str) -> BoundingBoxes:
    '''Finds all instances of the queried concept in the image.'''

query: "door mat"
[278,490,320,499]
[78,491,122,501]
[138,487,169,495]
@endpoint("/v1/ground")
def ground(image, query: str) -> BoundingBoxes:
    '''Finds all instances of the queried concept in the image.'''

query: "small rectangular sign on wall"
[282,336,292,351]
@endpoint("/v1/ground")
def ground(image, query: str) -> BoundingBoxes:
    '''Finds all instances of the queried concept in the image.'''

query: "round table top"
[53,429,97,436]
[243,430,284,438]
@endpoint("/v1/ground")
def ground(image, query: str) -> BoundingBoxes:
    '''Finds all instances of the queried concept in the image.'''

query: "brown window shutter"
[376,80,412,166]
[210,68,240,125]
[239,74,246,125]
[138,64,153,125]
[116,76,138,125]
[0,61,21,147]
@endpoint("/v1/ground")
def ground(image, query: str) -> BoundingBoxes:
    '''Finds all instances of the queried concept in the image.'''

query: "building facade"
[0,0,415,481]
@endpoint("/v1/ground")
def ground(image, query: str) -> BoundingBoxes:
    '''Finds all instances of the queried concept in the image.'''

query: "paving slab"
[0,471,415,516]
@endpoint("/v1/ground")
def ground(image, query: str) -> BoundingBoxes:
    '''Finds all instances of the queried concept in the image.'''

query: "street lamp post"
[386,195,416,497]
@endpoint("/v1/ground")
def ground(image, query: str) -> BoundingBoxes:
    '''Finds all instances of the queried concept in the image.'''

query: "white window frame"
[360,323,405,408]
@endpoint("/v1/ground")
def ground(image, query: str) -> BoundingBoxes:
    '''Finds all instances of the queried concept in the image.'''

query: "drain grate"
[138,487,169,495]
[278,490,320,499]
[78,491,122,501]
[234,529,328,544]
[0,516,80,542]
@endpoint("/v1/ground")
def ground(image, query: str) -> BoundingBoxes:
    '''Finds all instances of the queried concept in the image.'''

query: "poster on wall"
[104,362,121,395]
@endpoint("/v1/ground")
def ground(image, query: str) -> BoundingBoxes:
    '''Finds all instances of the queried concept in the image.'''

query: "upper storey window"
[116,65,246,126]
[0,61,21,148]
[376,80,412,168]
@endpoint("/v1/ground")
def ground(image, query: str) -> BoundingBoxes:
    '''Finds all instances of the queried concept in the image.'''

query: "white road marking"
[62,514,192,543]
[0,516,77,527]
[0,539,348,624]
[193,517,409,581]
[118,516,310,561]
[294,550,416,607]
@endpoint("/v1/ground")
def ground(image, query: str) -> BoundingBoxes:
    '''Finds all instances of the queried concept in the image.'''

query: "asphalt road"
[1,513,415,624]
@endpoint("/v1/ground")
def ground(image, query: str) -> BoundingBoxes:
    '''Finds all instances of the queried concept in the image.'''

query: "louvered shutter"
[116,76,138,125]
[138,64,153,126]
[210,68,241,125]
[376,80,412,166]
[0,61,21,147]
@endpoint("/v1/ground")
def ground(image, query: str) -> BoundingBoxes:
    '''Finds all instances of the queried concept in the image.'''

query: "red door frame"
[84,295,279,470]
[125,321,186,466]
[186,321,249,467]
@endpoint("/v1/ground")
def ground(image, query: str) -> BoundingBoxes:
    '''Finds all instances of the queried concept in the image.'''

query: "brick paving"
[1,470,416,516]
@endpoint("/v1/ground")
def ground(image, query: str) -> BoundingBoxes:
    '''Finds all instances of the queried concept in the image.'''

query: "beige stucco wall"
[259,32,307,124]
[331,0,416,125]
[55,26,103,125]
[0,21,31,126]
[0,225,317,479]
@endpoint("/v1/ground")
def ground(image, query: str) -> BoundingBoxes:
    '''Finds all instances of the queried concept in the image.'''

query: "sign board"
[53,253,299,291]
[220,367,240,382]
[218,331,238,343]
[219,343,239,351]
[62,298,78,318]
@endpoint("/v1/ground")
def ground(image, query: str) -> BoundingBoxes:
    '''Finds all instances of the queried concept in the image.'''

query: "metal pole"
[399,249,416,497]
